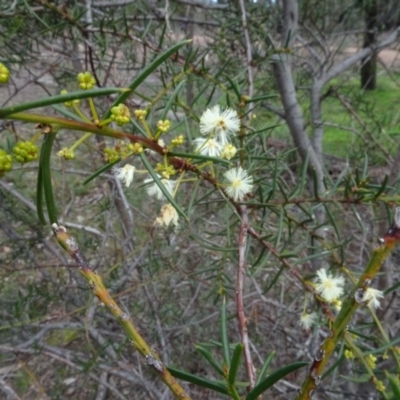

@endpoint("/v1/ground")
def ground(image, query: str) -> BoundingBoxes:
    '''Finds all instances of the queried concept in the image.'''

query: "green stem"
[52,224,191,400]
[370,309,400,369]
[72,103,92,123]
[297,210,400,399]
[70,132,92,151]
[88,97,99,121]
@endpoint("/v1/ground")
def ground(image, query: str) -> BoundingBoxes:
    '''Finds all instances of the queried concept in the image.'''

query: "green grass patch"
[322,72,400,158]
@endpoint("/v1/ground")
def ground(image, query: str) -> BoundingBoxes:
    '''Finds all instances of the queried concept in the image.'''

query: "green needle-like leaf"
[373,174,388,200]
[160,80,186,120]
[168,151,231,165]
[387,373,400,398]
[224,74,241,101]
[83,160,120,186]
[36,159,46,225]
[38,132,58,225]
[246,361,307,400]
[167,367,229,395]
[0,88,127,118]
[195,345,224,376]
[255,352,275,385]
[246,94,278,103]
[140,153,188,220]
[104,40,190,119]
[221,297,230,368]
[228,343,243,385]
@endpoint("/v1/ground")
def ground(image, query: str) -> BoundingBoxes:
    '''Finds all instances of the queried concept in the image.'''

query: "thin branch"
[52,224,191,400]
[238,0,254,101]
[320,28,400,85]
[236,206,256,388]
[173,0,229,10]
[0,379,22,400]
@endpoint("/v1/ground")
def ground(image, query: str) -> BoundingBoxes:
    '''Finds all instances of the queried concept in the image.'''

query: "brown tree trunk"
[361,0,378,90]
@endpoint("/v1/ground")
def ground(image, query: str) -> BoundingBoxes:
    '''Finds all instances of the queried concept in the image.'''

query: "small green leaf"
[224,75,241,101]
[248,124,281,136]
[255,352,275,385]
[83,160,120,185]
[246,361,307,400]
[373,174,388,200]
[0,88,127,118]
[51,104,82,121]
[341,374,370,383]
[160,80,186,120]
[168,151,231,165]
[221,297,230,368]
[36,162,46,225]
[246,94,278,103]
[140,153,188,221]
[195,345,224,376]
[387,373,400,398]
[228,343,243,385]
[167,367,228,395]
[104,40,190,119]
[38,132,58,225]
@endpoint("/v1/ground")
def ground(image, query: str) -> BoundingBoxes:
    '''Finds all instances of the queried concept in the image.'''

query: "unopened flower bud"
[13,141,39,163]
[57,147,75,160]
[77,71,96,90]
[0,63,10,84]
[111,104,131,126]
[60,89,80,107]
[0,149,13,174]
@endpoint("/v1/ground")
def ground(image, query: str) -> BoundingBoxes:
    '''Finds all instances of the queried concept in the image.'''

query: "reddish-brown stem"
[236,206,256,389]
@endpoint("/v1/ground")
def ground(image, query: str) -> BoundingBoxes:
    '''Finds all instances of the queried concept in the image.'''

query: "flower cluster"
[194,106,240,159]
[134,109,147,120]
[298,312,317,330]
[60,89,80,107]
[144,174,179,228]
[77,71,96,90]
[0,149,13,174]
[113,104,254,226]
[111,104,131,126]
[372,377,385,392]
[0,63,10,84]
[193,138,222,158]
[154,203,178,227]
[57,147,75,160]
[155,163,176,179]
[224,166,253,202]
[157,120,171,133]
[314,268,345,303]
[13,141,39,164]
[365,354,377,369]
[200,105,240,144]
[220,143,237,160]
[129,143,144,154]
[115,164,135,187]
[171,135,184,146]
[104,147,120,164]
[344,349,355,359]
[361,287,384,310]
[144,175,176,200]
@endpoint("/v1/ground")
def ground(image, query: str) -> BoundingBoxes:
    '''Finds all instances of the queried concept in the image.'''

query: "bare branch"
[173,0,229,10]
[238,0,254,100]
[320,29,400,85]
[236,206,256,388]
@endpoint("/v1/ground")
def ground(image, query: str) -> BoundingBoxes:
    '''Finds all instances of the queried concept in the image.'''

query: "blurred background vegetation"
[1,0,400,399]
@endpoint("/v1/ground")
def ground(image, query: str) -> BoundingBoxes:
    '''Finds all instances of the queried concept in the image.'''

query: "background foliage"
[1,0,400,399]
